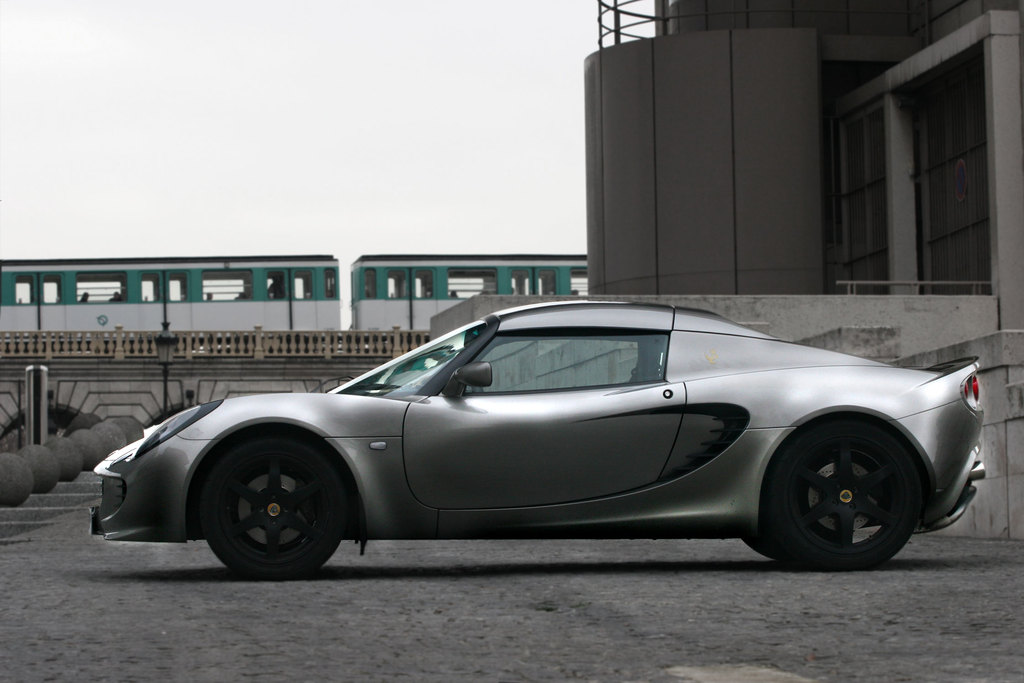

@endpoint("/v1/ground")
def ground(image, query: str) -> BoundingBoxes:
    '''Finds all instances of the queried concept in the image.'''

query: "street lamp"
[154,322,178,418]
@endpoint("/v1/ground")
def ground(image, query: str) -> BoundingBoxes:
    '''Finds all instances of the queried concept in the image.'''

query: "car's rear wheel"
[761,421,922,570]
[200,437,346,580]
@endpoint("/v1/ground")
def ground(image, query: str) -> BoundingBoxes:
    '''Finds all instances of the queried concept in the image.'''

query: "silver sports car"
[92,302,985,579]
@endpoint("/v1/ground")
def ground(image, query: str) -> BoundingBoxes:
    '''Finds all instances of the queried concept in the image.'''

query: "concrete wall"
[585,29,824,296]
[431,294,999,357]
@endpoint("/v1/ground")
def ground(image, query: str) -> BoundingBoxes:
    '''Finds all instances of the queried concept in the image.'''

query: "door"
[403,330,683,509]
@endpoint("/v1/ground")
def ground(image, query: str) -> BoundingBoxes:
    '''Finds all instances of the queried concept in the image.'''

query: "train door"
[138,272,164,329]
[165,271,193,330]
[10,272,66,330]
[264,269,291,329]
[289,268,316,329]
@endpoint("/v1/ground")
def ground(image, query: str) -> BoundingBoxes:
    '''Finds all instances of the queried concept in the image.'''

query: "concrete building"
[585,1,1023,320]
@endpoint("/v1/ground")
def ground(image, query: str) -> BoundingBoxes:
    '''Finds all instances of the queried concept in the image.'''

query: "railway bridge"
[0,326,428,444]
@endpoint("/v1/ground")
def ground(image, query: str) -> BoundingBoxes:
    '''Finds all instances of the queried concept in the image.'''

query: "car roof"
[490,301,772,338]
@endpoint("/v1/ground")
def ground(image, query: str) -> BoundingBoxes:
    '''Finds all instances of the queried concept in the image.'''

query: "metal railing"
[837,280,991,295]
[597,1,928,49]
[0,326,430,361]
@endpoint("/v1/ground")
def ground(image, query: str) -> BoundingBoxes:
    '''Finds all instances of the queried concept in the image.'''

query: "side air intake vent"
[661,404,749,479]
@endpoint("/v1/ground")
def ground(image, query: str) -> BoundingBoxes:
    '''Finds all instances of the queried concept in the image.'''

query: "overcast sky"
[0,1,596,286]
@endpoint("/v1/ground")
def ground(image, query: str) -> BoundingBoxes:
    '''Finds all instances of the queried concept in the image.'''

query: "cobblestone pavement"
[1,511,1022,682]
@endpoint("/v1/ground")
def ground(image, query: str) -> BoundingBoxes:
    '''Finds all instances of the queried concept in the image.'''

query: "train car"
[351,254,587,330]
[0,255,340,331]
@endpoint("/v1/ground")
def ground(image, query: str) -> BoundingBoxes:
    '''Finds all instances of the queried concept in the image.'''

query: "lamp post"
[154,322,178,418]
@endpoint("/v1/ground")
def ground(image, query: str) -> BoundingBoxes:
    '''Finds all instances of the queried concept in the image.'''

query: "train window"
[168,273,188,302]
[363,269,377,299]
[267,271,286,299]
[76,272,127,303]
[15,275,35,304]
[538,269,556,295]
[202,270,252,301]
[447,269,497,298]
[141,273,161,302]
[510,270,530,295]
[325,269,337,299]
[415,270,433,298]
[43,275,62,304]
[387,270,407,299]
[571,269,588,296]
[294,270,313,299]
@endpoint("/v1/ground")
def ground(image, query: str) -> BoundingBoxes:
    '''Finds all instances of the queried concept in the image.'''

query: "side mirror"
[441,362,492,398]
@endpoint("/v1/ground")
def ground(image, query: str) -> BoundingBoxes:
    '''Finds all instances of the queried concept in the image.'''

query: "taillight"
[961,374,980,411]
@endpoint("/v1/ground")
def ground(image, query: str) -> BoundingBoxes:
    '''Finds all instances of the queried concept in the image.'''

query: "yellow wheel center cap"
[267,502,282,517]
[839,490,854,504]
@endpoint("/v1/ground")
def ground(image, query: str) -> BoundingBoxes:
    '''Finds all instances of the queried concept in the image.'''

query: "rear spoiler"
[923,357,979,374]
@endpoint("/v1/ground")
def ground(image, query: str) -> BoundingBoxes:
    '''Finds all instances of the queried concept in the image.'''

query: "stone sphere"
[15,445,60,494]
[109,416,145,442]
[0,452,34,506]
[69,429,107,470]
[64,412,101,436]
[45,436,84,481]
[92,421,128,456]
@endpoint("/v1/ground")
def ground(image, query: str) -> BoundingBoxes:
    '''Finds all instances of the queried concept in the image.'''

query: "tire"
[200,437,347,580]
[760,420,922,571]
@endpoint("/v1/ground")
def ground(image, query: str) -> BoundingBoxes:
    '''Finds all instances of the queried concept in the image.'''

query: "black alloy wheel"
[762,420,922,570]
[200,437,347,580]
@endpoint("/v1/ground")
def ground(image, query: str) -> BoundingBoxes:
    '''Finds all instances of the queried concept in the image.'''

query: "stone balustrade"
[0,326,430,361]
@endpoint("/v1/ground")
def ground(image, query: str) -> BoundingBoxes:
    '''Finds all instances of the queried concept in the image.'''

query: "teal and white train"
[0,255,341,331]
[351,254,588,330]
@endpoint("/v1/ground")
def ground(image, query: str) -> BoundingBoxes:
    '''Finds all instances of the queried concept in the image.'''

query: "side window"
[387,270,407,299]
[469,332,668,394]
[447,268,497,298]
[414,270,433,298]
[537,269,557,295]
[202,270,252,301]
[141,273,161,302]
[15,275,35,304]
[510,269,531,295]
[43,275,62,304]
[324,268,337,299]
[363,269,377,299]
[293,270,313,299]
[76,272,127,302]
[267,271,286,299]
[168,273,188,302]
[570,269,588,296]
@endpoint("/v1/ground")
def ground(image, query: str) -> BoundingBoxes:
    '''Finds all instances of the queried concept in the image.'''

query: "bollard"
[24,365,49,446]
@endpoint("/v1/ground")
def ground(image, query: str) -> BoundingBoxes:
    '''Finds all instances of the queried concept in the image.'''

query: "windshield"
[336,322,486,398]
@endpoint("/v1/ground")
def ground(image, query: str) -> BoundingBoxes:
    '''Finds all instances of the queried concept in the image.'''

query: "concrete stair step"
[23,492,100,508]
[0,507,82,522]
[53,480,102,495]
[0,521,52,539]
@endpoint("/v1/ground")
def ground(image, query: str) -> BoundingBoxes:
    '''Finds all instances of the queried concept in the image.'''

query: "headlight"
[134,400,223,459]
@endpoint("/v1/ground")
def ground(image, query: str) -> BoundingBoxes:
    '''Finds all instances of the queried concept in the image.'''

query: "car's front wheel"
[200,437,347,580]
[761,421,922,570]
